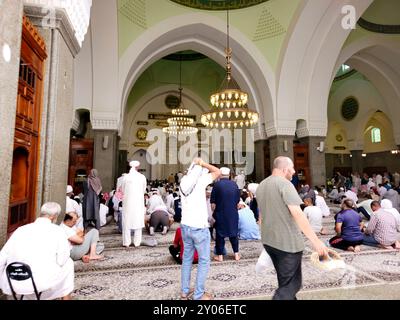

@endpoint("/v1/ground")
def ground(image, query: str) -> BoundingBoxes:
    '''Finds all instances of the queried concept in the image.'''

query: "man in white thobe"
[121,161,147,247]
[0,202,74,300]
[234,171,246,190]
[66,185,83,229]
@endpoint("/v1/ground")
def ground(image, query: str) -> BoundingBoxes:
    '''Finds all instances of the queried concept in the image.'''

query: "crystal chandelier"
[201,11,259,129]
[163,55,198,136]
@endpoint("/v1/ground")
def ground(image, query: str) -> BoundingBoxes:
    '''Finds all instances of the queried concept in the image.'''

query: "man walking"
[256,156,328,300]
[179,157,220,300]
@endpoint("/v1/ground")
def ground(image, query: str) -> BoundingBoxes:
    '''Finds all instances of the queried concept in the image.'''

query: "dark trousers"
[215,234,239,255]
[264,244,303,300]
[357,207,370,220]
[329,235,363,250]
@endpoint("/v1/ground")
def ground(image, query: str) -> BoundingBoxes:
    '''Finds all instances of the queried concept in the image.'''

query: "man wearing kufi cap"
[211,167,241,262]
[66,185,83,229]
[120,160,147,247]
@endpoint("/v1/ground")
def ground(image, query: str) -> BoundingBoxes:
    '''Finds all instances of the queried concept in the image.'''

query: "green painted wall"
[127,57,226,112]
[118,0,300,70]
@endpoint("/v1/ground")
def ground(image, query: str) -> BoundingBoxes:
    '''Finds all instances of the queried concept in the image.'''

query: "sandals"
[181,288,194,300]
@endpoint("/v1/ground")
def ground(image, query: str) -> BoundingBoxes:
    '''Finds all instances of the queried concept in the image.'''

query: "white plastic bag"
[255,248,273,275]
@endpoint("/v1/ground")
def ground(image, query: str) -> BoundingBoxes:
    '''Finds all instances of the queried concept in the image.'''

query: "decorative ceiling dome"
[169,0,268,11]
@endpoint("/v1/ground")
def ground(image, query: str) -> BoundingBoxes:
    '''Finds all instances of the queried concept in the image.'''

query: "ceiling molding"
[358,17,400,34]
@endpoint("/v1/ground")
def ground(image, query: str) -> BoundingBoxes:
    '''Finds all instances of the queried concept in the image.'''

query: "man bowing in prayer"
[211,167,241,262]
[121,161,147,248]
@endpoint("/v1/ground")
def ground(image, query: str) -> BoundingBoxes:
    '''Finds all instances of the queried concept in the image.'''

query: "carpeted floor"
[72,204,400,300]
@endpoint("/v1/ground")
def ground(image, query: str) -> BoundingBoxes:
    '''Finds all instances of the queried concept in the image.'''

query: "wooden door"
[8,16,47,235]
[68,138,94,195]
[293,144,311,186]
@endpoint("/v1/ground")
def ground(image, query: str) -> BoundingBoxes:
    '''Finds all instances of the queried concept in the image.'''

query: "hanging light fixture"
[201,10,259,129]
[163,54,198,136]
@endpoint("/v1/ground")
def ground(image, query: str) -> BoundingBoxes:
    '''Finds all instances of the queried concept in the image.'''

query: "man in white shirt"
[234,171,246,190]
[61,211,104,262]
[303,198,327,235]
[180,158,220,300]
[314,190,330,217]
[344,188,358,204]
[0,202,74,300]
[66,185,83,229]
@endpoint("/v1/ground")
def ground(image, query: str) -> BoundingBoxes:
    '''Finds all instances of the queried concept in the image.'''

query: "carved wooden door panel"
[8,17,47,235]
[293,144,311,187]
[68,139,94,195]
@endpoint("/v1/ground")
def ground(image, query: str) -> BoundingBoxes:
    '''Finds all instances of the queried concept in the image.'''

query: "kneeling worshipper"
[238,201,261,240]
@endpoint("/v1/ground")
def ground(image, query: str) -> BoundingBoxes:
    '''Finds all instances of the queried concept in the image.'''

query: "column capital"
[91,112,120,131]
[23,0,92,56]
[348,140,364,151]
[265,125,296,138]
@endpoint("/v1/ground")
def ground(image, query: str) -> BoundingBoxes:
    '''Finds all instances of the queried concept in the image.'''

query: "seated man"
[61,212,104,263]
[363,201,400,249]
[356,195,373,221]
[314,189,330,217]
[237,201,261,240]
[303,198,328,235]
[0,202,74,300]
[169,227,198,264]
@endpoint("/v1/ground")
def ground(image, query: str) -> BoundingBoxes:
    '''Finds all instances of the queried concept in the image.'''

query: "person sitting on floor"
[363,201,400,249]
[61,211,104,263]
[314,188,330,218]
[329,198,364,252]
[381,199,400,230]
[237,201,261,240]
[169,227,198,264]
[303,198,328,235]
[0,202,74,300]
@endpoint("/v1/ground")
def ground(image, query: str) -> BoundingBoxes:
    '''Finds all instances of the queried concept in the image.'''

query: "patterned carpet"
[72,206,400,300]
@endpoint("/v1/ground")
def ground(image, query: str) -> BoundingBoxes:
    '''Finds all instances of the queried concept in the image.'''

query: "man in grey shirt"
[256,156,328,300]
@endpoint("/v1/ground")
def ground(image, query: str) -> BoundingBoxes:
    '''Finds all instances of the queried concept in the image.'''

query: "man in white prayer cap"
[120,160,147,247]
[66,185,83,229]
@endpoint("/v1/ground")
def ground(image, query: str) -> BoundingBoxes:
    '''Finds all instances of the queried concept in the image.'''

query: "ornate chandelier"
[201,11,259,129]
[163,56,198,136]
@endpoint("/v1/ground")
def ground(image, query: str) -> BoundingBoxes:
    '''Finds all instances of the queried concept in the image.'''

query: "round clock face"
[136,128,148,140]
[336,134,343,142]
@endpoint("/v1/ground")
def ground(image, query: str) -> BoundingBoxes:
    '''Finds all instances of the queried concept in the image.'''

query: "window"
[371,127,381,143]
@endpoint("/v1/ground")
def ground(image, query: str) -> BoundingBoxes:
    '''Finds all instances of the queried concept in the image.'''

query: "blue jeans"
[363,234,379,247]
[181,224,210,300]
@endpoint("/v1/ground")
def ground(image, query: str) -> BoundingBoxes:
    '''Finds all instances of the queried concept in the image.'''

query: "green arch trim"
[169,0,269,11]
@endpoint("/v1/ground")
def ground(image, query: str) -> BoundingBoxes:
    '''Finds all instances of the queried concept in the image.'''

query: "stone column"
[117,150,128,180]
[350,150,364,174]
[268,135,294,168]
[307,136,326,187]
[93,130,119,192]
[254,140,269,182]
[0,0,23,246]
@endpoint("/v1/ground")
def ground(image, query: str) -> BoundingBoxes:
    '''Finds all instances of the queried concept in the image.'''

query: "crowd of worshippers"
[2,163,400,300]
[293,171,400,253]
